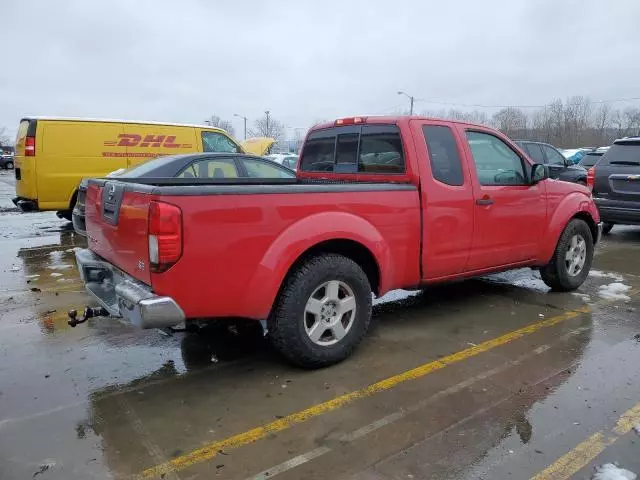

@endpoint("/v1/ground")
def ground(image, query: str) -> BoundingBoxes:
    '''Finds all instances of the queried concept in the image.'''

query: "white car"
[265,154,298,170]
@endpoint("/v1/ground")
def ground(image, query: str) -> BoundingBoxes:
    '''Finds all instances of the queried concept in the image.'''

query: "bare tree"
[623,107,640,137]
[0,127,12,147]
[249,112,285,141]
[491,107,527,138]
[594,104,611,145]
[203,115,236,137]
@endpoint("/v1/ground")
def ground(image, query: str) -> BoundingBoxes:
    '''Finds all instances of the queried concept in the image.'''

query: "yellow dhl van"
[13,117,274,219]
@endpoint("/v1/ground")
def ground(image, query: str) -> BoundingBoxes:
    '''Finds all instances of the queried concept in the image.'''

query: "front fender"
[242,212,391,319]
[540,191,600,262]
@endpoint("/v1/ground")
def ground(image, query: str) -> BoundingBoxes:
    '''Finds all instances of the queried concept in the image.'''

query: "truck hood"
[239,137,275,156]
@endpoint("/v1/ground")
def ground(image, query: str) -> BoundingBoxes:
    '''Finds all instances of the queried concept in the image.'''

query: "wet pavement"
[1,170,640,480]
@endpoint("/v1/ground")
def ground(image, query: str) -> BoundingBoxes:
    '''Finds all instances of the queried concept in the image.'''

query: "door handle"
[475,197,494,206]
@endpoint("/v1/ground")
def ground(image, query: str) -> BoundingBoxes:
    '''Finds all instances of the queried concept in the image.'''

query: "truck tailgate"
[85,180,152,285]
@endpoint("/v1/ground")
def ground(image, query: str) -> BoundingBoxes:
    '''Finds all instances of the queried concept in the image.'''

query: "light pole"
[397,91,415,115]
[265,110,270,136]
[233,113,248,140]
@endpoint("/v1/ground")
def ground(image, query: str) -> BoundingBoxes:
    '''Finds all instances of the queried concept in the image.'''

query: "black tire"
[5,162,13,170]
[602,222,614,235]
[540,219,594,291]
[59,210,73,222]
[269,254,372,368]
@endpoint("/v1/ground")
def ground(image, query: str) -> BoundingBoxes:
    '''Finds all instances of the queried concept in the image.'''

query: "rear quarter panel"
[151,189,421,320]
[38,121,128,210]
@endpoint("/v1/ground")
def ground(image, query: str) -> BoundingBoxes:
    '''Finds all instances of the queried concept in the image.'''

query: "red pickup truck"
[76,116,601,367]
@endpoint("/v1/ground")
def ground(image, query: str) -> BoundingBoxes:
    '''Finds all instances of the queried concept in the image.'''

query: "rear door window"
[524,143,545,164]
[180,158,239,178]
[300,124,405,174]
[422,125,464,186]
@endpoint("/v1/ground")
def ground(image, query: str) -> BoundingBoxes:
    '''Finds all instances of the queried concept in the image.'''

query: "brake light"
[335,117,365,125]
[148,201,182,272]
[587,167,595,190]
[25,136,35,156]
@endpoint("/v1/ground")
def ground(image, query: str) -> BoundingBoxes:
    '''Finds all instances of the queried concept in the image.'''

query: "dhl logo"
[104,134,192,149]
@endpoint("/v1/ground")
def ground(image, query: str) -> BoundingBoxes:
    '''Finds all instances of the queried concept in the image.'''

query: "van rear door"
[14,119,38,201]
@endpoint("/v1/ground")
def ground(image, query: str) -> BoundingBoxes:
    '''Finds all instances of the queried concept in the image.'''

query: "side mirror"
[531,163,549,185]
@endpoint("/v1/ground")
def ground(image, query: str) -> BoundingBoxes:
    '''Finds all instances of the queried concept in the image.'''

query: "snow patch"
[590,270,624,282]
[49,273,63,278]
[598,282,631,301]
[592,463,636,480]
[373,289,421,306]
[47,264,73,270]
[571,292,591,302]
[633,424,640,435]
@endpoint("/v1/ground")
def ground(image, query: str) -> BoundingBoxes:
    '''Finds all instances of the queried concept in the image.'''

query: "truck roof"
[310,115,494,131]
[21,116,228,132]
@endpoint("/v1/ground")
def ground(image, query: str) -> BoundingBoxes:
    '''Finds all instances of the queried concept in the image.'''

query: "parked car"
[560,148,594,164]
[588,137,640,234]
[579,147,609,168]
[0,153,14,169]
[265,153,298,170]
[516,140,587,185]
[12,117,273,220]
[72,152,295,235]
[74,116,601,368]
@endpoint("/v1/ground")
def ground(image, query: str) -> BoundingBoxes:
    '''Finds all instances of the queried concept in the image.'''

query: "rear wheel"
[602,222,614,235]
[269,254,372,368]
[5,162,13,170]
[540,219,594,291]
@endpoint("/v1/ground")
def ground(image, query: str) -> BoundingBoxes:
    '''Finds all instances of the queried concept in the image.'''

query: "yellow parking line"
[531,400,640,480]
[137,306,589,479]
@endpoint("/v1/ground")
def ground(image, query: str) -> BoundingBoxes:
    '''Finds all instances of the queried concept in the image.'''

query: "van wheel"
[602,222,614,235]
[269,254,372,368]
[540,219,594,291]
[58,210,73,222]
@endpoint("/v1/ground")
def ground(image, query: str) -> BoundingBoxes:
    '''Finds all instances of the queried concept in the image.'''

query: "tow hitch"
[68,306,110,327]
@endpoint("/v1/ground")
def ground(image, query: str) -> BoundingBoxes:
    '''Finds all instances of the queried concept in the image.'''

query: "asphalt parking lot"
[1,170,639,480]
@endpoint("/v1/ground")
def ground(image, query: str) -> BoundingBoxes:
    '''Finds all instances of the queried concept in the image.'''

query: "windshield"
[600,143,640,166]
[579,153,601,167]
[114,155,185,177]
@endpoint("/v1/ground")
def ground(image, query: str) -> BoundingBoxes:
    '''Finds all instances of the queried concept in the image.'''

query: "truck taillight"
[335,117,365,125]
[148,201,182,273]
[25,136,35,156]
[587,167,595,190]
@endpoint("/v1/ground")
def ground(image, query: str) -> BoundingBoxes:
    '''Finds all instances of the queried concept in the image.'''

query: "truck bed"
[84,177,422,320]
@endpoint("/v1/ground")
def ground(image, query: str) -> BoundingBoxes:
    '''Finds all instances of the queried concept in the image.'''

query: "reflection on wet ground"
[1,174,640,479]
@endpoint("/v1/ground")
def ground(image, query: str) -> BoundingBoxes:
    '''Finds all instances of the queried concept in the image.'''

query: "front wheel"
[540,219,594,291]
[269,254,372,368]
[5,162,13,170]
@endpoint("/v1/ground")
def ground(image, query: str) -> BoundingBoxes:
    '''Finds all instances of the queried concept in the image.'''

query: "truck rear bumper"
[75,248,185,329]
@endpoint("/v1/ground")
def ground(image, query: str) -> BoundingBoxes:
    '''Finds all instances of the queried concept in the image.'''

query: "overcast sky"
[1,0,639,139]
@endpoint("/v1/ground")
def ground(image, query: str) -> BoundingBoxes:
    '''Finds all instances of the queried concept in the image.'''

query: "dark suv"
[516,140,587,185]
[589,137,640,234]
